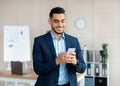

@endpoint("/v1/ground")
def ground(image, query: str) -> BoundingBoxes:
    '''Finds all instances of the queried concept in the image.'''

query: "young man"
[32,7,86,86]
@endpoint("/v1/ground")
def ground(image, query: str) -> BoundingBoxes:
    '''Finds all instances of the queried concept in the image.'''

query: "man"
[32,7,86,86]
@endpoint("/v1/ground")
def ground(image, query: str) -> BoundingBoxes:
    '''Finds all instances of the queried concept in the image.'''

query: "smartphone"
[67,48,76,53]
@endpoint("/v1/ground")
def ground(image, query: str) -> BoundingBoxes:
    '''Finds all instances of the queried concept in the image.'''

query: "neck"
[51,30,63,39]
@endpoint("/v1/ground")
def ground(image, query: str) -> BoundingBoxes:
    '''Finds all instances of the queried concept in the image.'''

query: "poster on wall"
[4,25,31,62]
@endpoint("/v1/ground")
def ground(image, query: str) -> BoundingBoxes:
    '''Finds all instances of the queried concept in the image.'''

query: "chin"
[57,31,64,34]
[53,29,64,34]
[57,32,63,34]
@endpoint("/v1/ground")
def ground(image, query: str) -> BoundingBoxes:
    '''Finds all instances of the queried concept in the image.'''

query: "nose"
[58,21,63,26]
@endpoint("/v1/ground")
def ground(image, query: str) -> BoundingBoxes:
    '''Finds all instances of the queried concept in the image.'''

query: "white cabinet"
[83,49,109,86]
[0,77,36,86]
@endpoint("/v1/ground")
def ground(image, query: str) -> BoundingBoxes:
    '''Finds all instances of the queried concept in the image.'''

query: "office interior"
[0,0,120,86]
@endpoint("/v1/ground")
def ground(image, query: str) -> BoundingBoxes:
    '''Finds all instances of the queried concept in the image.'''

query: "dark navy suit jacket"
[32,31,86,86]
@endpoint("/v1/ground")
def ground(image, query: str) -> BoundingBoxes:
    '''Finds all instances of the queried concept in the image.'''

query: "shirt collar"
[50,31,65,40]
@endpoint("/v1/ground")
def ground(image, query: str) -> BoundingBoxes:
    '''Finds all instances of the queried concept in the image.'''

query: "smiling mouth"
[57,26,63,30]
[57,27,62,30]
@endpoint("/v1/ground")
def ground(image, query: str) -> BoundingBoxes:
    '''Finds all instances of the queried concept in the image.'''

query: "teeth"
[58,28,62,30]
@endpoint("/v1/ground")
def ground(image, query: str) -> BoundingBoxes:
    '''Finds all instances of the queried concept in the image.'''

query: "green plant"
[101,43,108,69]
[100,43,108,76]
[101,43,108,63]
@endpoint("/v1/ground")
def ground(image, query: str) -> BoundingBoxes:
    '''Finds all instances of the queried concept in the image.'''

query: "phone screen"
[67,48,76,53]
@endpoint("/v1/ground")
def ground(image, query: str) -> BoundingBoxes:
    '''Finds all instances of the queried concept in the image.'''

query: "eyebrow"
[53,19,66,21]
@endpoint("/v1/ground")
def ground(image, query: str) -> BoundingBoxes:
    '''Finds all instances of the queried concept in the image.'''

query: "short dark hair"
[49,7,65,18]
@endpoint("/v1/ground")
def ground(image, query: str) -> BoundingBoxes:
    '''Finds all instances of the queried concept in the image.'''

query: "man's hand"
[55,52,67,65]
[55,52,77,66]
[65,52,77,65]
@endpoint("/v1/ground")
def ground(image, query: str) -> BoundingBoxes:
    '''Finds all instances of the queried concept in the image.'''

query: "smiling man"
[32,7,86,86]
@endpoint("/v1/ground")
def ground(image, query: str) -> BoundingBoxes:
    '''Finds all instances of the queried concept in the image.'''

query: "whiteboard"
[4,25,31,62]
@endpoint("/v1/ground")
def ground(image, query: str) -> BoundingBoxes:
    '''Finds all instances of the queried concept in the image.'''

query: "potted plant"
[100,43,108,76]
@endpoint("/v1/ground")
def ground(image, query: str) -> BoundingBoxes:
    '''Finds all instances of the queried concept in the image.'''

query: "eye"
[62,20,65,23]
[54,20,59,23]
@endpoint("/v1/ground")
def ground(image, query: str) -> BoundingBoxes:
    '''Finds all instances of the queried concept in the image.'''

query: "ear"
[48,19,51,25]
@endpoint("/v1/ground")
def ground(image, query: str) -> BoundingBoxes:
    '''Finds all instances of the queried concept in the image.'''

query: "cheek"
[63,22,66,26]
[53,23,58,27]
[63,24,65,27]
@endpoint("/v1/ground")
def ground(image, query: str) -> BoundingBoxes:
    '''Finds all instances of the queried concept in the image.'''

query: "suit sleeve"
[75,38,86,73]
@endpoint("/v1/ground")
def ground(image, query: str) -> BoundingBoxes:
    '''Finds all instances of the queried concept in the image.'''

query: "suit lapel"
[65,33,71,52]
[45,32,71,58]
[45,32,57,58]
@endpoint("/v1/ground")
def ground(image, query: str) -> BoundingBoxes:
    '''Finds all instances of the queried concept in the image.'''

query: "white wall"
[0,0,120,86]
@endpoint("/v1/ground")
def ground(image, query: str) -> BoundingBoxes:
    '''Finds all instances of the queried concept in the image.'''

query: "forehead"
[51,13,65,20]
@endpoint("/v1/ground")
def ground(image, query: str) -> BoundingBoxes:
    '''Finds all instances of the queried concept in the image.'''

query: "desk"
[0,69,36,86]
[0,69,84,86]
